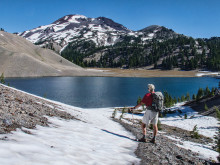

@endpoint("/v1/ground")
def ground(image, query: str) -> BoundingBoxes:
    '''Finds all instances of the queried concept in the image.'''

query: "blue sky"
[1,0,220,38]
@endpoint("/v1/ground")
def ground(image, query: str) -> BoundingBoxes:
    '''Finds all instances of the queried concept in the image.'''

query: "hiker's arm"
[130,102,145,111]
[134,102,144,109]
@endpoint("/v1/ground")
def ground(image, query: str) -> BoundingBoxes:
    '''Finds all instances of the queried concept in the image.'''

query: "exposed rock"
[0,84,78,134]
[115,118,217,164]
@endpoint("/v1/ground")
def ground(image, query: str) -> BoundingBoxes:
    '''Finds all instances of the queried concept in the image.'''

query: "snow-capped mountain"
[19,14,131,52]
[19,14,177,53]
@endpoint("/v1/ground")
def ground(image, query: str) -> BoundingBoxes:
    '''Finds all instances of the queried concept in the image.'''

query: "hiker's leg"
[153,124,158,137]
[149,124,158,144]
[141,123,146,136]
[142,110,150,136]
[137,123,147,142]
[152,112,159,137]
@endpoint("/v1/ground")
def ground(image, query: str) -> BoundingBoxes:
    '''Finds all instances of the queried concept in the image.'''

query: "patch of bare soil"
[90,68,198,77]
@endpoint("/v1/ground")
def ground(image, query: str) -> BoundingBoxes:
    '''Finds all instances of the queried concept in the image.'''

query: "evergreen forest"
[60,35,220,71]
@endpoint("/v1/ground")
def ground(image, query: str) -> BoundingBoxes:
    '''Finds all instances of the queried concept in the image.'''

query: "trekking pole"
[132,111,134,125]
[131,107,134,125]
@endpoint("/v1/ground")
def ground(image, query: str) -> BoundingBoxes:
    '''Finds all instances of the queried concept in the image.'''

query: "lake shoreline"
[3,68,219,78]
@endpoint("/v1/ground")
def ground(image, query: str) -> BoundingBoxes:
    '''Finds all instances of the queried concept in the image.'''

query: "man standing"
[130,84,159,143]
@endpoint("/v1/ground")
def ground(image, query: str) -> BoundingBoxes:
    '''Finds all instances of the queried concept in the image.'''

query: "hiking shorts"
[142,110,159,125]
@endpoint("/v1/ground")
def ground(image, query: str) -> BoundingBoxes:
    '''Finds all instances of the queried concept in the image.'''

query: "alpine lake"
[5,76,219,108]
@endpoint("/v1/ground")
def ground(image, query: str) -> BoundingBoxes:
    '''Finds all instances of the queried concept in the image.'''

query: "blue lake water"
[5,77,219,108]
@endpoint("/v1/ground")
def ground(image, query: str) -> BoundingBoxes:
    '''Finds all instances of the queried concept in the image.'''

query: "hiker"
[129,84,158,143]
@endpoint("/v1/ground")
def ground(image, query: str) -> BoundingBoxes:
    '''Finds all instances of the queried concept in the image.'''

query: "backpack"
[151,92,164,112]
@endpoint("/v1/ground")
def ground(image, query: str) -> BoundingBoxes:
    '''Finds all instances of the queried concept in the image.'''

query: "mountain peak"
[53,14,88,24]
[139,25,161,33]
[19,15,180,52]
[94,16,130,32]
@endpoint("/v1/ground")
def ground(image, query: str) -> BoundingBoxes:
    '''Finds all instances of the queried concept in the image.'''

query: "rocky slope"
[0,31,108,77]
[0,84,78,134]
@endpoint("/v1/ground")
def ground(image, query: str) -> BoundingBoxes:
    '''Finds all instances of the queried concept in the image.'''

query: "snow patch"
[196,71,219,77]
[67,15,87,23]
[166,135,218,162]
[160,104,218,138]
[148,33,154,37]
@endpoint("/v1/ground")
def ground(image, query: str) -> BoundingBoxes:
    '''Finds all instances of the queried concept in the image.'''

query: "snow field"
[0,85,140,165]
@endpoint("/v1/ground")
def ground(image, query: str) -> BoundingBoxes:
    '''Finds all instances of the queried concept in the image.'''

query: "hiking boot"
[137,136,146,142]
[150,137,156,144]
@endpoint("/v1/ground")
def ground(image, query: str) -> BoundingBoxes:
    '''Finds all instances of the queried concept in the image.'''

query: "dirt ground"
[89,68,198,77]
[116,118,215,165]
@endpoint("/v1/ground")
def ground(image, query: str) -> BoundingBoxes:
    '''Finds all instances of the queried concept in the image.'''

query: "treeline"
[61,40,104,67]
[161,37,220,71]
[164,86,218,108]
[61,35,220,71]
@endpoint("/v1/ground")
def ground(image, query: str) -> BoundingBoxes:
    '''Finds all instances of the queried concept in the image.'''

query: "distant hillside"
[0,31,102,77]
[19,14,220,71]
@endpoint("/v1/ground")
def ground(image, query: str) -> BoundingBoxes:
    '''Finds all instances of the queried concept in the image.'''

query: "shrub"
[211,87,215,96]
[137,96,142,105]
[164,91,175,107]
[204,103,209,111]
[186,92,190,101]
[181,95,186,102]
[205,86,211,96]
[191,125,200,139]
[141,104,146,111]
[215,106,220,154]
[174,97,177,104]
[157,120,162,130]
[192,94,196,100]
[119,107,126,120]
[112,109,117,118]
[0,73,5,84]
[196,88,204,100]
[149,120,162,130]
[215,106,220,120]
[184,114,187,119]
[43,93,47,98]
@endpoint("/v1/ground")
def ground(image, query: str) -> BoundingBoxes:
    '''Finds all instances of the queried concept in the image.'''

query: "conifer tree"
[0,73,5,84]
[186,92,190,101]
[204,103,208,111]
[196,88,204,100]
[192,94,196,100]
[137,96,142,105]
[204,86,211,96]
